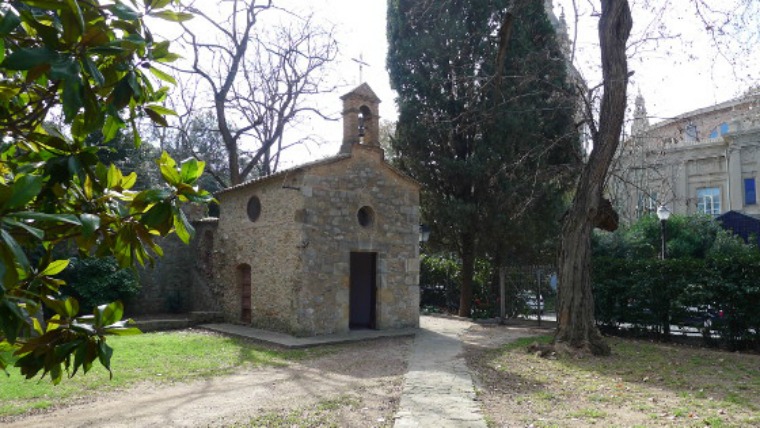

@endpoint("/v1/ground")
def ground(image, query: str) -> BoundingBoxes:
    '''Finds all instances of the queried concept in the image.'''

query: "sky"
[180,1,760,168]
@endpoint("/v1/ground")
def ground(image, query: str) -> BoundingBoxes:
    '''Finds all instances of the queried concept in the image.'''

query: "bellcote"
[339,83,381,154]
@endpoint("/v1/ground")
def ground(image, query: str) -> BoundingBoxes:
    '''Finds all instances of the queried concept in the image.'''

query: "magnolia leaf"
[2,47,58,70]
[144,107,168,127]
[40,259,69,276]
[0,9,21,36]
[6,175,43,209]
[148,10,194,22]
[80,213,100,237]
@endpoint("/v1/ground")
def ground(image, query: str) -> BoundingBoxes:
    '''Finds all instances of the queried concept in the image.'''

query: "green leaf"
[148,10,194,22]
[2,47,58,70]
[102,115,124,142]
[1,229,30,274]
[144,104,177,116]
[0,298,26,344]
[19,0,67,9]
[144,107,168,127]
[82,57,105,87]
[97,340,113,379]
[62,78,84,121]
[64,0,86,33]
[148,66,176,84]
[180,158,204,184]
[0,9,21,36]
[1,218,44,240]
[13,212,81,225]
[103,326,141,336]
[43,295,79,319]
[106,164,122,188]
[5,175,43,209]
[108,3,140,21]
[148,0,174,9]
[121,172,138,189]
[173,206,194,244]
[40,259,69,276]
[141,202,172,233]
[158,152,181,185]
[80,213,100,237]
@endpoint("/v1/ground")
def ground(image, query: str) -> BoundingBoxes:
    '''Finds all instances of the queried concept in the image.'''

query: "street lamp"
[419,224,431,244]
[656,205,671,260]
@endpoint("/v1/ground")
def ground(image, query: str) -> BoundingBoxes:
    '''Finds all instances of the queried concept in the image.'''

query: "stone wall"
[130,226,221,316]
[297,144,420,335]
[214,175,305,332]
[132,144,421,337]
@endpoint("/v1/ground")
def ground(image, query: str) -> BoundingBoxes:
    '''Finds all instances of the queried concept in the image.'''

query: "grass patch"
[501,334,553,351]
[0,330,308,417]
[247,395,361,428]
[474,335,760,427]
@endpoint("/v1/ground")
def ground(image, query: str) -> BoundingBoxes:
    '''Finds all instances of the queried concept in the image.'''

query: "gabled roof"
[215,153,351,196]
[215,146,419,197]
[340,83,381,103]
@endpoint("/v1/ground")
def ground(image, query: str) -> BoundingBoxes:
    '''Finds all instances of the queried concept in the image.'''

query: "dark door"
[238,264,252,323]
[349,252,377,329]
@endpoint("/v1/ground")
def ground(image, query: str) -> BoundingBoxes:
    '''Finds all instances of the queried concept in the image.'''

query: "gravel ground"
[3,336,412,428]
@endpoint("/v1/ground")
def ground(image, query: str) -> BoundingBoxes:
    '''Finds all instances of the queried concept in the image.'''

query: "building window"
[685,122,698,142]
[246,196,261,222]
[709,122,730,139]
[745,178,756,205]
[636,192,657,217]
[357,206,375,228]
[697,187,721,215]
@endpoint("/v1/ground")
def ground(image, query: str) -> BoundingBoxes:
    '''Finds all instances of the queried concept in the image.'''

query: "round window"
[247,196,261,222]
[357,206,375,228]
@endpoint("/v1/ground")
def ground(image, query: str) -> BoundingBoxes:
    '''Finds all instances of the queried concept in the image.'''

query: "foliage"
[59,257,140,313]
[0,0,213,383]
[419,253,494,317]
[388,0,579,316]
[157,110,231,192]
[592,215,760,349]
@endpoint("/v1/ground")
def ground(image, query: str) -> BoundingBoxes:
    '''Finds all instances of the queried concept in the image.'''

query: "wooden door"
[238,264,252,323]
[349,252,377,329]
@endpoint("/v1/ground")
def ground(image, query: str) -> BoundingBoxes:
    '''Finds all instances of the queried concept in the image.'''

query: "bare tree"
[173,0,338,186]
[554,0,632,356]
[552,0,759,355]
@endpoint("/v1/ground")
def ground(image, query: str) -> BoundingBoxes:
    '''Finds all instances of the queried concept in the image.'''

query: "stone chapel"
[136,84,421,337]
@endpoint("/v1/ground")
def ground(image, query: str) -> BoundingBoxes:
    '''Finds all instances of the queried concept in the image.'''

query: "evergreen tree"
[387,0,579,316]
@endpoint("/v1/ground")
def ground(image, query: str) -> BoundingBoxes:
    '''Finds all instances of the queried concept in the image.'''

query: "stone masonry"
[134,84,421,337]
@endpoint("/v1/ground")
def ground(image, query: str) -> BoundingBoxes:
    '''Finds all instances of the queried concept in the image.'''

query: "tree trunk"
[554,0,632,356]
[458,236,475,317]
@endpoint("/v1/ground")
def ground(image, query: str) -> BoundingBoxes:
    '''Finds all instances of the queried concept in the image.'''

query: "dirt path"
[3,317,547,427]
[4,336,412,428]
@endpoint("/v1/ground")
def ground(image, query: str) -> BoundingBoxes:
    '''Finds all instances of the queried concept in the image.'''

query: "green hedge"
[592,216,760,350]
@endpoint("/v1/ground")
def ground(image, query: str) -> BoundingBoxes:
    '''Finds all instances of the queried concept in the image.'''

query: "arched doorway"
[237,264,252,323]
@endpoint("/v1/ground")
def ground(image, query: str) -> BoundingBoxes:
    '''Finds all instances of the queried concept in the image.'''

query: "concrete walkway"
[394,316,487,428]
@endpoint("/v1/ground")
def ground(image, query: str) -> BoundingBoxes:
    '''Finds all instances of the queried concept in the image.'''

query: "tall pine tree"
[387,0,580,316]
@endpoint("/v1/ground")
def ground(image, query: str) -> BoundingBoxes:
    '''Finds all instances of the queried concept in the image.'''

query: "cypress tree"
[387,0,579,316]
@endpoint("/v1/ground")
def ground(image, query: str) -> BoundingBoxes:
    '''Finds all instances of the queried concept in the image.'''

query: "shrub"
[592,214,760,349]
[60,257,141,312]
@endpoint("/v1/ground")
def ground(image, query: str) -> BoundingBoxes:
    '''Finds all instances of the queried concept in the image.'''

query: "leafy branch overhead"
[0,0,212,384]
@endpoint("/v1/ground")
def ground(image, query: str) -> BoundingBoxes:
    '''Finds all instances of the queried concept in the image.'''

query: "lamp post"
[419,224,431,244]
[656,205,671,260]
